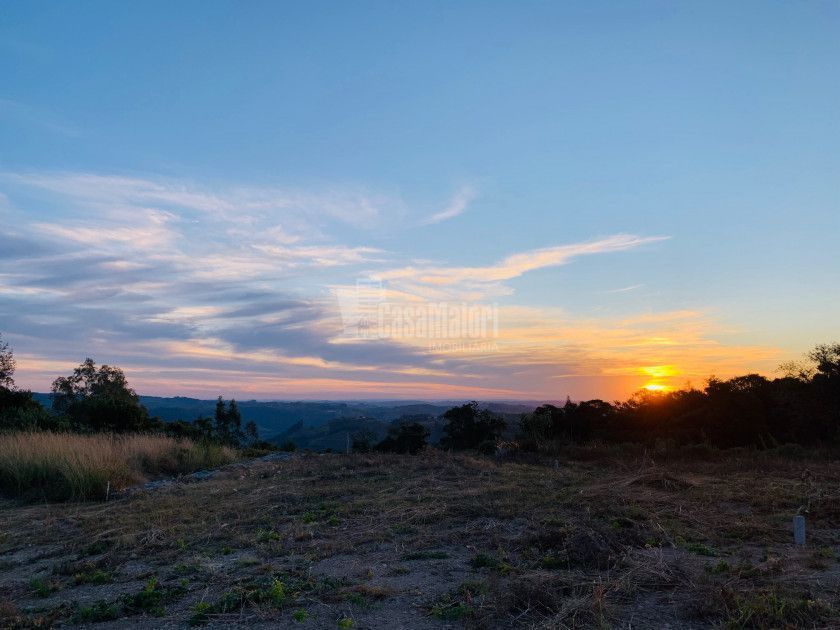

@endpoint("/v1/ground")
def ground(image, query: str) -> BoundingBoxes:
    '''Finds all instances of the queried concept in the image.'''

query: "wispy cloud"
[376,235,668,295]
[602,283,645,294]
[422,186,475,225]
[3,171,404,230]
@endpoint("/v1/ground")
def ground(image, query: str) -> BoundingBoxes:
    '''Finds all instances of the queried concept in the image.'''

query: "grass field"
[0,449,838,628]
[0,432,237,501]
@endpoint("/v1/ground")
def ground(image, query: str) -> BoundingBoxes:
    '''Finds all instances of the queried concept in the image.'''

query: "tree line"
[2,333,839,452]
[518,343,840,450]
[0,336,264,449]
[358,343,840,453]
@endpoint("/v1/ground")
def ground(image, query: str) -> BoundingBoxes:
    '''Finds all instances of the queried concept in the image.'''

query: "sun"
[643,383,671,392]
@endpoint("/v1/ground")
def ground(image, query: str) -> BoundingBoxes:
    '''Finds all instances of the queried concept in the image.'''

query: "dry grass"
[0,449,837,628]
[0,431,236,501]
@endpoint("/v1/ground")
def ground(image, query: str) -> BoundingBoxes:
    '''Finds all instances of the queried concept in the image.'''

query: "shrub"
[376,422,429,454]
[439,402,505,451]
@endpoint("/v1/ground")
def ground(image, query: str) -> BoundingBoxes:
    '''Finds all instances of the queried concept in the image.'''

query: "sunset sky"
[1,2,838,400]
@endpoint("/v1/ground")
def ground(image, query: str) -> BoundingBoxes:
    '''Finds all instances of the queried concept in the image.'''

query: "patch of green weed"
[401,550,448,561]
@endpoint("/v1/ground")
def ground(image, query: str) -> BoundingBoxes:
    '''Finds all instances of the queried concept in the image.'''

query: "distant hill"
[30,394,537,442]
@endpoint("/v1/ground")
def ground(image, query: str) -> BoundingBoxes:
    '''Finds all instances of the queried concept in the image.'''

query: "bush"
[376,422,429,454]
[440,402,505,451]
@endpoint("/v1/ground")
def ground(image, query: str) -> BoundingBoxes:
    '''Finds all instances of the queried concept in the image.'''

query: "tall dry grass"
[0,431,236,501]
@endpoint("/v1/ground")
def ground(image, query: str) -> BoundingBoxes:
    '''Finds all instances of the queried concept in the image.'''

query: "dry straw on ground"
[0,431,236,501]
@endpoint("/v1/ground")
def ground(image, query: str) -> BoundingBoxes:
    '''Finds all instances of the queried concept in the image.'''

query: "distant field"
[0,432,237,501]
[1,449,838,628]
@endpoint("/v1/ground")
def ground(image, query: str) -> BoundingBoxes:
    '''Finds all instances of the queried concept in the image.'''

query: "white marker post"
[793,515,806,545]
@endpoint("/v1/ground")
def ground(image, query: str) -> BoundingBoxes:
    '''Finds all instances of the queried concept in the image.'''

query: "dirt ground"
[1,450,838,628]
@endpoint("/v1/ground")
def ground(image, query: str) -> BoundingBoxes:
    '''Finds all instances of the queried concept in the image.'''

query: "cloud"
[602,283,645,294]
[0,170,778,400]
[422,186,476,225]
[3,171,404,230]
[376,235,668,296]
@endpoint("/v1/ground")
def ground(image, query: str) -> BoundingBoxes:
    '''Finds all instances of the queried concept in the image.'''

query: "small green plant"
[268,579,286,606]
[257,528,281,542]
[471,552,501,570]
[292,608,309,622]
[343,592,371,608]
[539,553,566,569]
[122,576,167,616]
[401,550,448,561]
[74,567,111,585]
[29,577,60,597]
[189,601,213,626]
[73,601,120,623]
[174,562,203,575]
[708,560,730,574]
[430,595,472,621]
[327,515,341,526]
[683,542,716,557]
[337,616,355,628]
[302,511,317,523]
[474,553,510,573]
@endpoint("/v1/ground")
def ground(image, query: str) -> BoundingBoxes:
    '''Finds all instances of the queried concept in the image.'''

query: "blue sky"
[1,2,838,399]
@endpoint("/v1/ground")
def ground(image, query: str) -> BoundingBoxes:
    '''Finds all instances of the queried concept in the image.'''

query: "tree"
[228,399,242,437]
[193,416,214,440]
[376,422,429,454]
[440,401,506,451]
[214,396,229,442]
[51,358,150,432]
[213,396,247,446]
[351,429,377,453]
[0,334,56,431]
[0,333,15,389]
[244,420,258,444]
[809,343,840,380]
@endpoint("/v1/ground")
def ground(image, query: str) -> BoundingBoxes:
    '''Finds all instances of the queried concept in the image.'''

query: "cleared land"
[1,449,838,628]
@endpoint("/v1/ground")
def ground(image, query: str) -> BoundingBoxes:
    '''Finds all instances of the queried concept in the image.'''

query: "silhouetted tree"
[514,343,840,451]
[0,333,15,389]
[244,420,258,444]
[810,343,840,380]
[214,396,228,441]
[440,401,506,451]
[377,422,429,454]
[0,334,61,431]
[51,358,150,432]
[351,429,377,453]
[228,399,242,437]
[212,396,247,446]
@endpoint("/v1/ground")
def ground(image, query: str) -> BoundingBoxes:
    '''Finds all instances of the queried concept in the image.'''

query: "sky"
[1,1,838,400]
